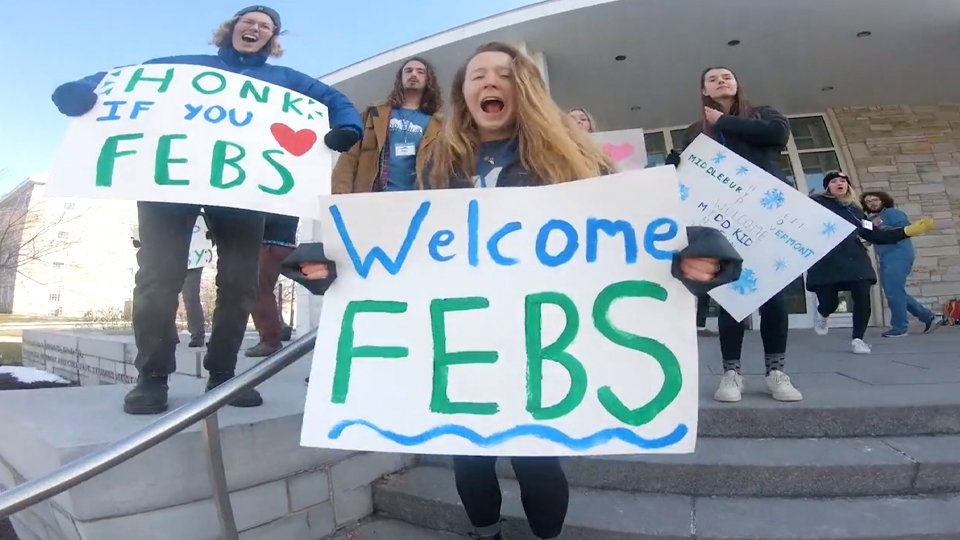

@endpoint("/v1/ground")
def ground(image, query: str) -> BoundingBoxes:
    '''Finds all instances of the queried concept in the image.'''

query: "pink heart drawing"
[602,143,635,163]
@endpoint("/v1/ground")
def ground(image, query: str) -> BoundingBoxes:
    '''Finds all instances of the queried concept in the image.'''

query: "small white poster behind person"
[301,168,699,457]
[591,128,649,171]
[47,64,332,219]
[677,134,855,321]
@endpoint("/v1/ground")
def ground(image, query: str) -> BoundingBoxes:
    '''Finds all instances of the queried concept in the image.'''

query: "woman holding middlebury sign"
[281,42,742,540]
[666,66,803,405]
[49,5,364,416]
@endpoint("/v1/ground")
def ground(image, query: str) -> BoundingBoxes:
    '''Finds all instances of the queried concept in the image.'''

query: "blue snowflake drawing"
[822,222,837,236]
[760,189,786,210]
[736,166,749,176]
[730,268,759,295]
[679,183,689,201]
[774,259,787,271]
[712,152,727,164]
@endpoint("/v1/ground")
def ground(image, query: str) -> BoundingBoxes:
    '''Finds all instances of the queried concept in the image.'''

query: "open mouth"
[480,97,505,114]
[241,33,259,43]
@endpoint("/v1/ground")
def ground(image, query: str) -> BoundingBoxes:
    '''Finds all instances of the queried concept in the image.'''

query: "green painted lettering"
[260,150,295,195]
[331,300,409,404]
[210,141,246,189]
[282,92,303,115]
[592,280,681,426]
[430,297,499,415]
[124,68,174,93]
[192,71,227,95]
[524,292,587,420]
[240,80,270,103]
[95,133,144,187]
[155,134,189,186]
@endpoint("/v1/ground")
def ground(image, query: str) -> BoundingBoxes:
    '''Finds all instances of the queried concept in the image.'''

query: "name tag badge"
[861,219,874,230]
[395,143,416,157]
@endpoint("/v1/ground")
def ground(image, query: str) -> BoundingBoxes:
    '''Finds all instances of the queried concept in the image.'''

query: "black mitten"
[323,127,362,152]
[280,243,338,296]
[664,149,681,167]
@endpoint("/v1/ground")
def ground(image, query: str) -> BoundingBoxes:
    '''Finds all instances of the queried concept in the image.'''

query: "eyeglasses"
[238,18,275,33]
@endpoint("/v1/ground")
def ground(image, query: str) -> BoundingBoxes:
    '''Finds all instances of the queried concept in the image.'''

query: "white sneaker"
[714,370,744,402]
[814,311,829,335]
[765,370,803,401]
[851,338,872,354]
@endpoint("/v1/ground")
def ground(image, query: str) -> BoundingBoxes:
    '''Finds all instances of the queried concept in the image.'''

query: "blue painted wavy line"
[327,420,688,451]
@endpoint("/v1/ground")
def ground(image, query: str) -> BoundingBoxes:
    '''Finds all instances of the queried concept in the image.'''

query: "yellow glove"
[904,217,936,237]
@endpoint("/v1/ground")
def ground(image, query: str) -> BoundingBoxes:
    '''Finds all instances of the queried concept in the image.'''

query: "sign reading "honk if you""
[47,64,332,219]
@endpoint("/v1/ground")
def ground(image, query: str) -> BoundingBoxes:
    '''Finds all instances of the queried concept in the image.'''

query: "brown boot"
[244,341,282,357]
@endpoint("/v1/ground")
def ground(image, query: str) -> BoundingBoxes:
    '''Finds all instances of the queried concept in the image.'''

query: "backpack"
[942,299,960,325]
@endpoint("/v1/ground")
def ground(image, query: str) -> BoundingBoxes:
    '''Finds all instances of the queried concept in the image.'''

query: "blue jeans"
[879,256,933,333]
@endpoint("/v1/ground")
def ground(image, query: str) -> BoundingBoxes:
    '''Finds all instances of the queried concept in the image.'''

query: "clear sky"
[0,0,537,193]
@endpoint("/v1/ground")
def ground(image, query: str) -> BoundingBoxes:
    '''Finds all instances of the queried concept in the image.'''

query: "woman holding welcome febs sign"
[50,5,364,416]
[281,42,743,540]
[666,66,802,404]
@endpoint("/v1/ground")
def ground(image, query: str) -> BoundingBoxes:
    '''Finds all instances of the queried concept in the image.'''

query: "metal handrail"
[0,327,318,540]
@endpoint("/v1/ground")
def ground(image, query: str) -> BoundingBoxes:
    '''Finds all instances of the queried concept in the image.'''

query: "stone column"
[513,42,550,90]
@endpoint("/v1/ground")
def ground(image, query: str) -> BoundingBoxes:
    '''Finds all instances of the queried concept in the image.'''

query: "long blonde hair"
[424,42,614,189]
[824,171,862,208]
[568,108,598,133]
[210,17,284,58]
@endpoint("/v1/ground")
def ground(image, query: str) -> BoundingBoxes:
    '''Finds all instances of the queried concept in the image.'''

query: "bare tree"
[0,169,89,283]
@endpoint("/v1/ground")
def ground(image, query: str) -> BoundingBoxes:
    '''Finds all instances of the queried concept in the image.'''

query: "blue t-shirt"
[473,139,518,188]
[385,108,432,191]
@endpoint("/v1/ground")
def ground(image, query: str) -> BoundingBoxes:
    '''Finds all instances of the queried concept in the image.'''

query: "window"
[52,262,65,269]
[48,293,61,302]
[57,231,69,240]
[63,202,75,210]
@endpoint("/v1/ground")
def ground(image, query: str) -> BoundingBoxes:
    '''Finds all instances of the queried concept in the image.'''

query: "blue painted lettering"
[130,101,154,119]
[487,222,521,266]
[184,104,203,120]
[204,105,227,124]
[643,218,679,260]
[428,230,456,262]
[96,100,127,121]
[330,202,430,278]
[586,218,638,264]
[535,220,579,267]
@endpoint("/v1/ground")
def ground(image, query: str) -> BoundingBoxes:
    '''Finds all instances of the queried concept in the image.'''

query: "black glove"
[52,81,98,117]
[132,239,141,249]
[323,126,362,153]
[280,242,338,296]
[670,226,743,296]
[664,149,681,167]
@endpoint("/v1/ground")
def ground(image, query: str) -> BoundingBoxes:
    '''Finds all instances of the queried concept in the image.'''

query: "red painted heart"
[270,123,317,157]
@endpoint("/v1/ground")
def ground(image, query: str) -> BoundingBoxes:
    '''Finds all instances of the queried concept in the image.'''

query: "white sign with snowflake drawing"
[675,134,855,322]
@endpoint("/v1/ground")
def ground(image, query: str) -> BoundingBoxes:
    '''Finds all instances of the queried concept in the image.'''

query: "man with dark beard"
[51,5,363,415]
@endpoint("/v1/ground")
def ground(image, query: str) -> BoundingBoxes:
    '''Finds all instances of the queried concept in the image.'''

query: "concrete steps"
[373,466,960,540]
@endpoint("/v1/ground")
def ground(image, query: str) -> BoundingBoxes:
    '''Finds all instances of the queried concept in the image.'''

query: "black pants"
[718,289,788,361]
[696,295,712,327]
[453,456,568,539]
[133,202,264,377]
[816,280,872,339]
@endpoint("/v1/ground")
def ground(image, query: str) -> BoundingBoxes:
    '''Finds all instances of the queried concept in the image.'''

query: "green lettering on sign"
[210,141,246,189]
[524,291,587,420]
[430,297,499,415]
[240,80,270,103]
[282,92,303,115]
[592,280,681,426]
[259,150,295,195]
[331,300,409,404]
[96,133,144,187]
[155,134,189,185]
[192,72,227,95]
[124,68,174,93]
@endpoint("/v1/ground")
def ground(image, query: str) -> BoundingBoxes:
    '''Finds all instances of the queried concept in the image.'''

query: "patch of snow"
[0,366,69,384]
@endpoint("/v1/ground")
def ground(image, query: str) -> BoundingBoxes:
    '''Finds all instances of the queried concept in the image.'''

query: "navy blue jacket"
[54,47,363,135]
[264,213,299,247]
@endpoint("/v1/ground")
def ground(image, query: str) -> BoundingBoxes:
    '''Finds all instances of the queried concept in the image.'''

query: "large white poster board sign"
[48,64,332,219]
[592,128,648,171]
[677,134,855,321]
[301,168,699,456]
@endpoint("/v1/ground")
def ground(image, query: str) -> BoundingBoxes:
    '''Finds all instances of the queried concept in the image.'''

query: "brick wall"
[830,104,960,311]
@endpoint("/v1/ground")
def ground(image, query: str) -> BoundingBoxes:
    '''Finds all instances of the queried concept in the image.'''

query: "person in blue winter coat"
[50,4,364,416]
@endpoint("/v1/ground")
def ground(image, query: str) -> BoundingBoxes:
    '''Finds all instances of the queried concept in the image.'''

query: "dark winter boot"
[188,336,205,348]
[244,341,282,358]
[123,374,169,415]
[280,325,293,341]
[205,372,263,408]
